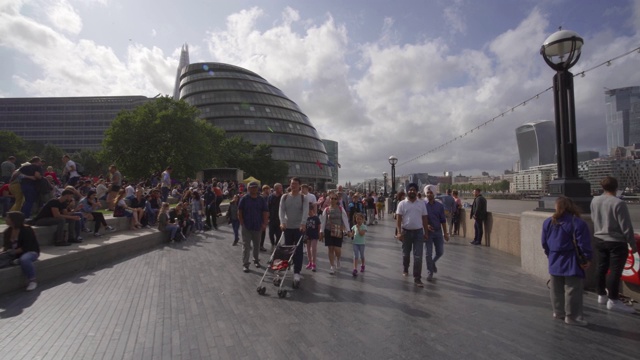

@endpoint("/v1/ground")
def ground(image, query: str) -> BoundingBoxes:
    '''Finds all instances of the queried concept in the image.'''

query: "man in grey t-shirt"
[279,177,309,287]
[1,156,16,184]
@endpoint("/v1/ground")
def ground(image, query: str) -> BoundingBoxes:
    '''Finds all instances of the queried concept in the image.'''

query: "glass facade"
[178,62,332,184]
[515,120,556,171]
[0,96,151,153]
[605,86,640,154]
[322,139,339,184]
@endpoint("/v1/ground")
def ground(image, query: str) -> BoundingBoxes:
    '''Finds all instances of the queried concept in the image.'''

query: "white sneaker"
[26,281,37,291]
[607,299,636,313]
[564,316,588,326]
[329,266,335,275]
[598,295,608,305]
[294,273,301,282]
[83,227,92,233]
[336,259,341,269]
[105,226,116,232]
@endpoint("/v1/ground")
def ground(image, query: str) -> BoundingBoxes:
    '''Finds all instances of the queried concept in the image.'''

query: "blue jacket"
[541,213,592,278]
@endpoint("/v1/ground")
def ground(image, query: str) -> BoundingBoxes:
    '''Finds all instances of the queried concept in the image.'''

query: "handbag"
[571,217,589,265]
[0,251,15,269]
[330,224,343,238]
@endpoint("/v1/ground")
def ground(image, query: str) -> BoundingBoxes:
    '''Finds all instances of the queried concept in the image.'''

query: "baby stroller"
[256,233,304,298]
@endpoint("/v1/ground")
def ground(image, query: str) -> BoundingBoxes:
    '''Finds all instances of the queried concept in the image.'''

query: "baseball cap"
[248,181,259,188]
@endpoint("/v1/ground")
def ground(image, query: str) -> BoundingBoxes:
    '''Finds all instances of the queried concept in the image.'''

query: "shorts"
[324,229,343,247]
[353,244,365,259]
[110,185,121,192]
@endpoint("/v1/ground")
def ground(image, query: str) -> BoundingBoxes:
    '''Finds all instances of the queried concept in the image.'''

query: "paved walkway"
[0,217,638,359]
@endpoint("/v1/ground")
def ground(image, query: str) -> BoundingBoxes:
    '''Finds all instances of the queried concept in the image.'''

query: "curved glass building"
[515,120,556,171]
[177,62,332,185]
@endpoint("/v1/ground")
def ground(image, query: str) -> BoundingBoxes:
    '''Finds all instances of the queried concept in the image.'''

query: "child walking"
[351,213,367,276]
[305,206,321,272]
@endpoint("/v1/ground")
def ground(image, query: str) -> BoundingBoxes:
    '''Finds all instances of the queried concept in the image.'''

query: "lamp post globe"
[382,172,388,197]
[388,156,398,198]
[537,28,592,213]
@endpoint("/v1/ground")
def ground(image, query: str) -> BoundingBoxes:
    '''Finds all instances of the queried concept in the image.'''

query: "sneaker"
[260,247,268,252]
[77,236,83,242]
[145,225,151,229]
[55,242,72,246]
[607,299,636,313]
[242,266,250,273]
[415,278,424,287]
[598,295,608,305]
[105,226,116,232]
[433,264,438,273]
[402,271,409,277]
[293,273,301,285]
[232,241,239,246]
[83,227,92,233]
[352,269,358,277]
[564,316,588,326]
[11,258,20,266]
[426,272,434,282]
[311,263,317,272]
[93,232,102,237]
[305,263,313,270]
[336,259,341,269]
[552,313,565,320]
[26,281,37,291]
[254,261,261,268]
[360,265,365,273]
[329,266,335,275]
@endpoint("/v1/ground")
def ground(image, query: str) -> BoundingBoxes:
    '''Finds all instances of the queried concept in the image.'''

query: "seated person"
[128,188,147,226]
[31,189,82,246]
[145,190,161,226]
[77,180,93,197]
[112,189,142,230]
[158,202,183,242]
[2,211,41,291]
[0,182,14,218]
[77,190,115,236]
[95,179,108,201]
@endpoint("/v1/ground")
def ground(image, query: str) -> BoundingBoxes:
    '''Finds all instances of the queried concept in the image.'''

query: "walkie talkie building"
[515,120,556,171]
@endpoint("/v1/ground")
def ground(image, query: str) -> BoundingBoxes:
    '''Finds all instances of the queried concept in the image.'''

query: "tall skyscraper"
[173,43,190,100]
[605,86,640,153]
[515,120,556,171]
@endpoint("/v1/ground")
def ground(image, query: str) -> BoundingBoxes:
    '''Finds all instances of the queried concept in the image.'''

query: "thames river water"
[459,198,640,231]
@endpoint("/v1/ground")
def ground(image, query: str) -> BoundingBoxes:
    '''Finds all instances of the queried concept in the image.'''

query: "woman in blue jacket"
[541,196,592,326]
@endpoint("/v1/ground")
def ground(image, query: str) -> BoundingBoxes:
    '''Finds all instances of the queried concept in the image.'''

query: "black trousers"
[596,240,629,300]
[90,212,107,233]
[205,205,217,229]
[268,221,282,246]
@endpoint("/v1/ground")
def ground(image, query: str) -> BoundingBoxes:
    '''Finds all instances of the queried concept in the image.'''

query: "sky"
[1,0,640,184]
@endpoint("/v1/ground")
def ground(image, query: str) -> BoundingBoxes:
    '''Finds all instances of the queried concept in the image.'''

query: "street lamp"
[389,155,398,198]
[538,28,592,212]
[382,172,388,197]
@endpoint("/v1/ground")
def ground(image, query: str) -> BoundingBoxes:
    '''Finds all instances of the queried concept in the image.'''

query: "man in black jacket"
[470,188,487,245]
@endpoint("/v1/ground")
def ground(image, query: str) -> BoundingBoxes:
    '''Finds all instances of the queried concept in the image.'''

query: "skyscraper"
[515,120,556,171]
[605,86,640,153]
[173,43,190,100]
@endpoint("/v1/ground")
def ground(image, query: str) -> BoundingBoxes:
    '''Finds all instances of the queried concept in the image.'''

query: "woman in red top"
[44,166,61,186]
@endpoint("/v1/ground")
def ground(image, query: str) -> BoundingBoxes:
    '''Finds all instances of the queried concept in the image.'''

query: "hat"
[248,181,259,188]
[407,183,419,191]
[424,185,437,195]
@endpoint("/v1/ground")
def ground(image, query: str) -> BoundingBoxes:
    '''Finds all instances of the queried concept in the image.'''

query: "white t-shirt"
[306,193,317,206]
[396,198,428,230]
[125,185,135,198]
[66,160,79,178]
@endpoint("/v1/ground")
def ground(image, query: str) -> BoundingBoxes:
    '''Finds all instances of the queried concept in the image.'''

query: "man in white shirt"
[62,154,80,186]
[395,182,430,287]
[161,166,172,202]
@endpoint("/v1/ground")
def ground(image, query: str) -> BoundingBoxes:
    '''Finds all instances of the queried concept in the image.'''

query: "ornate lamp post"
[382,172,388,197]
[389,156,398,198]
[538,28,592,212]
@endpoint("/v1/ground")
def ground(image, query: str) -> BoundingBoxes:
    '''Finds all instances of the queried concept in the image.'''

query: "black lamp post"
[389,156,398,198]
[538,29,592,212]
[383,172,388,197]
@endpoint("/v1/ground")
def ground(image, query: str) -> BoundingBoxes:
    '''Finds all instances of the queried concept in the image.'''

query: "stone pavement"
[0,217,638,360]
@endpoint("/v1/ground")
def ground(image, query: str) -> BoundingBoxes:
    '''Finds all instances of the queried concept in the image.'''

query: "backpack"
[75,162,85,175]
[282,193,304,211]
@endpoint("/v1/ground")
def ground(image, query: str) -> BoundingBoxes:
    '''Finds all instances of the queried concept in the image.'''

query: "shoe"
[598,295,608,305]
[426,272,434,282]
[68,238,82,244]
[311,263,317,272]
[415,278,424,287]
[232,241,239,246]
[83,227,92,233]
[105,226,115,232]
[254,261,261,268]
[433,264,437,273]
[243,266,250,273]
[11,258,20,265]
[26,281,37,291]
[352,269,358,277]
[293,273,301,286]
[93,232,102,237]
[260,247,267,252]
[329,266,335,275]
[77,236,83,241]
[360,265,365,273]
[565,316,588,326]
[470,241,479,245]
[607,299,636,313]
[55,242,72,246]
[305,263,313,270]
[145,225,151,229]
[553,313,565,320]
[402,271,409,277]
[336,259,341,269]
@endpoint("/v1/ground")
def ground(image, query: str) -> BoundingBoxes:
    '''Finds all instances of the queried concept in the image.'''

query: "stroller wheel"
[273,278,282,286]
[257,286,266,295]
[277,290,287,298]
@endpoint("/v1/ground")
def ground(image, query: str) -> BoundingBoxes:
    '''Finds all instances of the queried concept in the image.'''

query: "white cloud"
[47,0,83,35]
[151,28,157,37]
[443,0,466,36]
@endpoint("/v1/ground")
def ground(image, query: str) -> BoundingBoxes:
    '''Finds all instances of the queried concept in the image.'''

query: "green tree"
[72,149,105,177]
[0,131,29,162]
[101,96,225,180]
[39,144,65,173]
[220,137,289,184]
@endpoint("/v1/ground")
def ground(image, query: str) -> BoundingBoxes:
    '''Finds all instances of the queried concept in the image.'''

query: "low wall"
[459,209,521,258]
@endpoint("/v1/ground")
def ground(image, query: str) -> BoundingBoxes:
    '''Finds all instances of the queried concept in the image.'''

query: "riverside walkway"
[0,216,638,359]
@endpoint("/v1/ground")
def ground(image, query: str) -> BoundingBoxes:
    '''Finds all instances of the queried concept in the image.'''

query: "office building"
[322,139,339,184]
[605,86,640,154]
[515,120,556,170]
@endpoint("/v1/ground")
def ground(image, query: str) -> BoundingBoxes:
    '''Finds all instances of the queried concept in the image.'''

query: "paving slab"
[0,217,638,359]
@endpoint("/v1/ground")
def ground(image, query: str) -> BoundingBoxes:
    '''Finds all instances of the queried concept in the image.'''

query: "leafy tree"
[101,96,225,180]
[72,149,105,177]
[221,137,289,185]
[0,131,29,162]
[39,144,65,173]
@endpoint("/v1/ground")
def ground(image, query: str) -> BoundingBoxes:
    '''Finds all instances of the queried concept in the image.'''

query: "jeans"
[164,223,180,240]
[366,209,375,225]
[231,219,240,241]
[20,183,37,218]
[205,204,217,229]
[269,221,282,246]
[192,212,203,231]
[474,219,484,244]
[241,227,261,267]
[425,230,444,274]
[401,228,424,279]
[161,187,170,202]
[550,275,583,319]
[596,240,629,300]
[19,251,39,280]
[0,196,12,217]
[284,228,304,274]
[145,203,158,225]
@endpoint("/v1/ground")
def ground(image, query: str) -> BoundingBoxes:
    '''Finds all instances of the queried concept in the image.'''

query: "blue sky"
[1,0,640,184]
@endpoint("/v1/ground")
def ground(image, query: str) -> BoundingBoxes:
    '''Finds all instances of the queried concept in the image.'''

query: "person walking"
[238,182,268,272]
[226,195,241,245]
[542,196,592,326]
[351,213,367,277]
[591,176,638,314]
[319,193,350,274]
[160,166,172,202]
[267,183,283,248]
[279,177,309,287]
[424,185,449,282]
[395,183,430,287]
[469,188,487,245]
